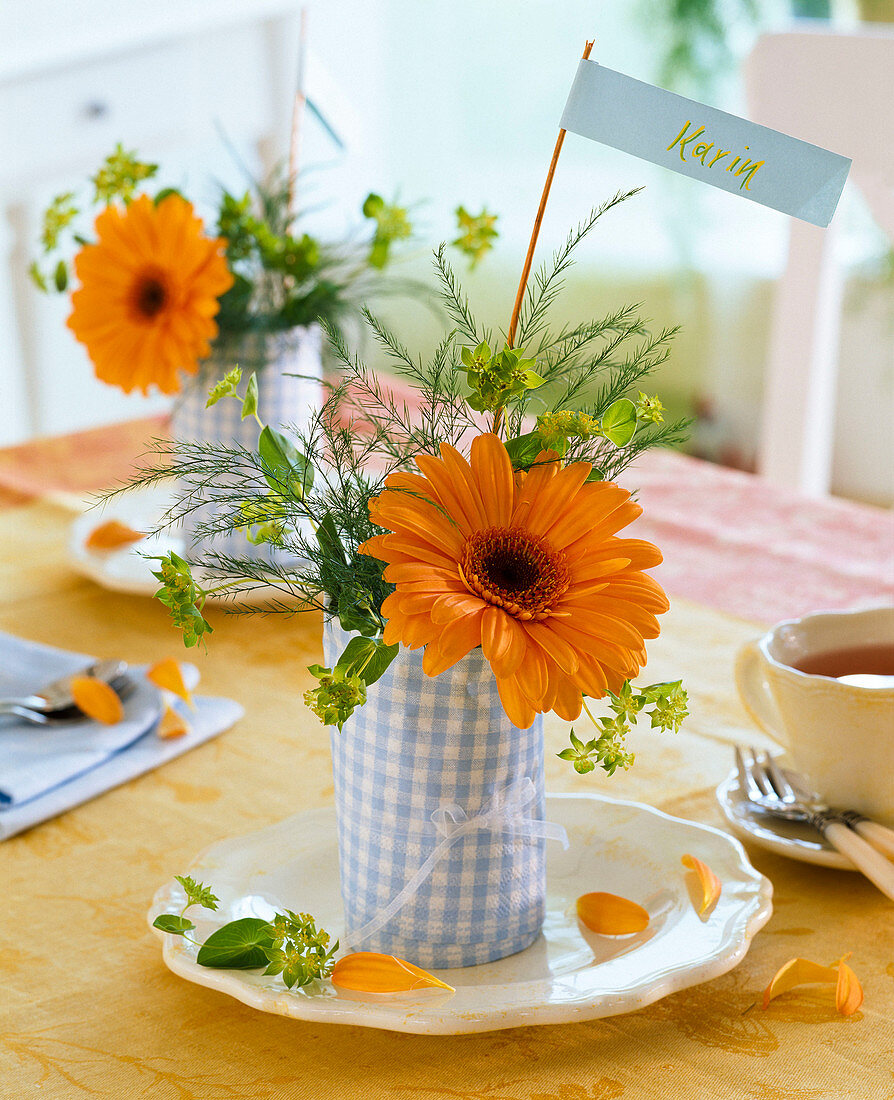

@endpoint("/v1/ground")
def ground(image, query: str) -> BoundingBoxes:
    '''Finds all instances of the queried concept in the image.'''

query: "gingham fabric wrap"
[325,622,546,968]
[170,326,322,561]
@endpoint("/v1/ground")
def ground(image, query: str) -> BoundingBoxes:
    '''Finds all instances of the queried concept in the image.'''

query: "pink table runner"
[629,449,894,624]
[1,409,890,626]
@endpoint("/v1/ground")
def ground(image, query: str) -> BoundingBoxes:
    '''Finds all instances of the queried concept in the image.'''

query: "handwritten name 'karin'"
[667,121,764,192]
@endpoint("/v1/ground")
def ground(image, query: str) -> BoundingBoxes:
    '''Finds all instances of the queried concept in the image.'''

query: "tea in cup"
[735,606,894,824]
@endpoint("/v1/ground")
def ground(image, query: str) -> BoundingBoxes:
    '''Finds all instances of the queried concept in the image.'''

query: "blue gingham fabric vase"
[324,621,548,968]
[170,325,322,560]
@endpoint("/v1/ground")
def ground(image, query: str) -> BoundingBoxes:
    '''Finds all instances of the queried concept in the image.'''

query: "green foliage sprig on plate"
[153,875,338,989]
[120,187,691,772]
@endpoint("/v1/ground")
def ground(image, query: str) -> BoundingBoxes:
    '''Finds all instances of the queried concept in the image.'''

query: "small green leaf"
[335,636,399,686]
[53,260,68,292]
[504,432,543,468]
[316,513,346,567]
[154,187,185,205]
[522,371,544,388]
[362,192,385,218]
[153,914,196,935]
[28,261,48,293]
[258,425,314,499]
[556,748,579,761]
[601,399,638,447]
[196,918,274,969]
[241,372,259,420]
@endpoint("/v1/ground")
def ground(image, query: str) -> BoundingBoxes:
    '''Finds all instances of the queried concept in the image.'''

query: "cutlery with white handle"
[736,745,894,900]
[769,759,894,860]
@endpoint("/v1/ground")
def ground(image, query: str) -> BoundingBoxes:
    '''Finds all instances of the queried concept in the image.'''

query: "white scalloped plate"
[148,794,772,1034]
[69,486,304,607]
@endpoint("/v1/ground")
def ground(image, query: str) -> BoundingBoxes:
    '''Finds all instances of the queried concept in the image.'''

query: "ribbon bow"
[346,777,568,947]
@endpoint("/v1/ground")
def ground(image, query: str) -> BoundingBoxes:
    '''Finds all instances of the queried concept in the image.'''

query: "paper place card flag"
[560,60,852,227]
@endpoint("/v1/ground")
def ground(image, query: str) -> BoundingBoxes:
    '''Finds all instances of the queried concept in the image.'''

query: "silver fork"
[736,746,894,900]
[0,659,128,713]
[751,750,894,860]
[0,664,134,725]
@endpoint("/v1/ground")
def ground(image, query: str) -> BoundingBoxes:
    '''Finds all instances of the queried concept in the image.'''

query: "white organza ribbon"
[346,777,569,947]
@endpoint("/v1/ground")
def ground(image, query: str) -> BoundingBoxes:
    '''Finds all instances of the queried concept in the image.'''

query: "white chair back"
[744,27,894,496]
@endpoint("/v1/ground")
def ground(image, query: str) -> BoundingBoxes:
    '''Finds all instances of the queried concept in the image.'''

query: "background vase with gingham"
[170,325,322,560]
[324,621,548,969]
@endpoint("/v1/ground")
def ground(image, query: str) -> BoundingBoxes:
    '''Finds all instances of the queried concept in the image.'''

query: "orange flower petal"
[681,854,722,916]
[157,703,190,740]
[761,957,841,1010]
[836,960,864,1016]
[147,658,194,707]
[330,953,454,993]
[85,520,146,550]
[576,892,650,935]
[69,675,124,725]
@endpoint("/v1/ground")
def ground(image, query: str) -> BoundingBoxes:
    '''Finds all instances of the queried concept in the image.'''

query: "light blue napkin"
[0,633,244,840]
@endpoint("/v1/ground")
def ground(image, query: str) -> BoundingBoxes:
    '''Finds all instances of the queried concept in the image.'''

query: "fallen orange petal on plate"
[69,676,124,725]
[157,704,190,740]
[681,853,722,915]
[85,520,146,551]
[576,892,650,935]
[761,957,839,1009]
[147,658,194,707]
[835,960,864,1016]
[330,952,454,993]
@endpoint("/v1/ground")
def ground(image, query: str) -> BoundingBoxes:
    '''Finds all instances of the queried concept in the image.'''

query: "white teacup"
[735,606,894,825]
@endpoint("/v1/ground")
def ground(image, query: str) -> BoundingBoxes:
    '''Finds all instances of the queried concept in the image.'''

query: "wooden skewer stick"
[494,39,594,437]
[506,38,594,352]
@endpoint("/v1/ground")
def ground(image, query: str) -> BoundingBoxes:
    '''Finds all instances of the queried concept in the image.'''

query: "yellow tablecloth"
[2,500,892,1100]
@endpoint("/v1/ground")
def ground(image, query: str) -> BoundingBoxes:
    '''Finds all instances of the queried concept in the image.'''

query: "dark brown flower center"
[132,274,168,319]
[459,526,569,621]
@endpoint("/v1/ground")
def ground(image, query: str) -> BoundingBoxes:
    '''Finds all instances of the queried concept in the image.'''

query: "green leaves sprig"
[557,680,689,776]
[91,143,159,204]
[305,635,398,731]
[205,366,245,409]
[153,876,338,989]
[452,205,499,269]
[503,398,648,477]
[150,552,213,649]
[557,725,635,777]
[30,145,159,294]
[362,192,413,269]
[457,341,544,415]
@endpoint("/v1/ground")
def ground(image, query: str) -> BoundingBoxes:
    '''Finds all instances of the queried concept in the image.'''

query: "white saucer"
[148,794,772,1035]
[716,767,854,871]
[69,486,305,608]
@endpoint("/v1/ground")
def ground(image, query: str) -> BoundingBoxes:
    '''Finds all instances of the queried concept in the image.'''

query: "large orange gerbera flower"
[361,433,669,729]
[67,193,233,395]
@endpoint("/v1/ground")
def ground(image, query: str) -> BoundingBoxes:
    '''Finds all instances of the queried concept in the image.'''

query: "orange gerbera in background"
[361,432,669,729]
[67,193,233,395]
